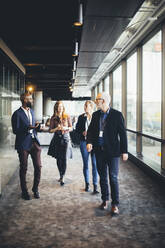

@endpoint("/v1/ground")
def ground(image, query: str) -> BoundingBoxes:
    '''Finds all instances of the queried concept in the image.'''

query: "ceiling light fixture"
[72,42,79,57]
[73,2,83,27]
[26,85,34,93]
[72,71,76,80]
[72,60,77,71]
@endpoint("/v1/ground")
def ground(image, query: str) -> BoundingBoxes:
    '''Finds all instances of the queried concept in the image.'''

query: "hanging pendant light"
[72,60,77,71]
[72,42,79,57]
[74,3,83,27]
[72,71,76,80]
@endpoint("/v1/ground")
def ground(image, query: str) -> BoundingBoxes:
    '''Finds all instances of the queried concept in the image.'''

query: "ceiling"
[1,0,145,100]
[75,0,145,96]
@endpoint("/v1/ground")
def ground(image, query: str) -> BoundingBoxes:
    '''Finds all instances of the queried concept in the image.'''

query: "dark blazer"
[86,108,128,159]
[76,113,87,141]
[11,107,40,151]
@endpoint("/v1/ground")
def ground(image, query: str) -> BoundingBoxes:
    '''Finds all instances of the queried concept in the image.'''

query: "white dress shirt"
[21,107,34,137]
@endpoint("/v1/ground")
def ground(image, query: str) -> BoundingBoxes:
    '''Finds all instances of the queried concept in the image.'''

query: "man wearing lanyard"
[86,92,128,216]
[11,92,42,200]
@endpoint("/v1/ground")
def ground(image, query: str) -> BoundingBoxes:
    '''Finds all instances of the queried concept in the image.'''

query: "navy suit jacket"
[11,107,40,151]
[86,108,128,159]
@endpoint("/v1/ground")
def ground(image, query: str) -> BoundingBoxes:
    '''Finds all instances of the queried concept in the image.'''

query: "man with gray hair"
[87,92,128,216]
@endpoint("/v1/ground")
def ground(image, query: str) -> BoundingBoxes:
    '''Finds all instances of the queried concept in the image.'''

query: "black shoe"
[33,191,40,199]
[93,189,99,194]
[21,192,31,200]
[100,201,108,210]
[60,181,65,186]
[85,183,89,192]
[93,185,99,194]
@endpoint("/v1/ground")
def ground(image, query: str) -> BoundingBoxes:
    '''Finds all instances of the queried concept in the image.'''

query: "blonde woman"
[76,100,99,193]
[48,101,72,186]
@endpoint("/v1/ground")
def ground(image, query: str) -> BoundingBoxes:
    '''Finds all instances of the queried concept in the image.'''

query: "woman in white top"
[76,100,99,193]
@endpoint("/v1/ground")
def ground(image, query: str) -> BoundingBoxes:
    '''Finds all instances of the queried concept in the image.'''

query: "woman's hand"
[83,131,87,137]
[49,125,62,133]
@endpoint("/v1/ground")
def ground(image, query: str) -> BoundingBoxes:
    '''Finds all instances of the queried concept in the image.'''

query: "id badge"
[99,131,103,137]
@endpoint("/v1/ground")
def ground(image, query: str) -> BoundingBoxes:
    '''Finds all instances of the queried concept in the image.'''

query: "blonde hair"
[84,100,94,109]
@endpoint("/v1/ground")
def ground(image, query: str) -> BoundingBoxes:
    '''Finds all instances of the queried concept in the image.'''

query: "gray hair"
[99,92,111,105]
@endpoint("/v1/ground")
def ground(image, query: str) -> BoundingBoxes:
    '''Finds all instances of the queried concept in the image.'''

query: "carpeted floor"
[0,147,165,248]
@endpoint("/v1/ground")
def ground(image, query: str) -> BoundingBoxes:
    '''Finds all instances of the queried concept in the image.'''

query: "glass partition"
[127,52,137,131]
[113,65,122,111]
[142,31,162,138]
[0,50,25,193]
[104,75,109,93]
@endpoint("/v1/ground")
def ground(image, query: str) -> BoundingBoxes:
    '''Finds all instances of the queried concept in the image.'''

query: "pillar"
[34,91,43,122]
[44,97,52,117]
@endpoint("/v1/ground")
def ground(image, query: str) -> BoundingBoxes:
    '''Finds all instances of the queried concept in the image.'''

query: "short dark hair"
[20,92,32,103]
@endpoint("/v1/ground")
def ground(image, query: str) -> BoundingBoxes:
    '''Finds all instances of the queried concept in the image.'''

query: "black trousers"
[56,141,68,178]
[18,141,42,193]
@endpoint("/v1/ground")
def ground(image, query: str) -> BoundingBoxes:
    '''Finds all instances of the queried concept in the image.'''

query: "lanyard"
[99,108,110,131]
[99,113,107,131]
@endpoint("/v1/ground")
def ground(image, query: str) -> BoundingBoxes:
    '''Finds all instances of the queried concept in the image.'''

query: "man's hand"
[29,123,40,130]
[122,153,128,161]
[86,144,92,152]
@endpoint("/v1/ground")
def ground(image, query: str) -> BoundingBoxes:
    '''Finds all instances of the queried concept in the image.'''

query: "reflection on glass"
[127,52,137,130]
[113,65,122,111]
[142,137,161,173]
[142,31,161,137]
[0,51,25,192]
[127,131,136,153]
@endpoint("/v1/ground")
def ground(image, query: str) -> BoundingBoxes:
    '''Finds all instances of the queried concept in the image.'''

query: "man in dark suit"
[86,92,128,216]
[11,92,42,200]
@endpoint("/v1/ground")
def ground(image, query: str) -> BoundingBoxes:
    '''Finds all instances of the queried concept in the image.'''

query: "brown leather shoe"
[99,201,108,210]
[111,206,119,216]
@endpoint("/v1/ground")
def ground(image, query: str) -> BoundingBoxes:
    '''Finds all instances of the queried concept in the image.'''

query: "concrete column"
[122,59,127,121]
[34,91,43,122]
[136,47,142,156]
[44,97,52,117]
[161,24,165,171]
[109,73,113,107]
[0,166,1,197]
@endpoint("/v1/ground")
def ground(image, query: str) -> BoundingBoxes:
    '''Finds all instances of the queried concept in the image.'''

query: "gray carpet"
[0,147,165,248]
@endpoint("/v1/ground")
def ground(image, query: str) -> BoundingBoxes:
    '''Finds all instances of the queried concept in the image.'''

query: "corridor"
[0,147,165,248]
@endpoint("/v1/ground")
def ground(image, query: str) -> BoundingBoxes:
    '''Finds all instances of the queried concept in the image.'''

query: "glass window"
[98,81,103,93]
[104,75,109,93]
[17,73,20,94]
[95,87,97,99]
[2,65,5,89]
[97,84,99,95]
[4,65,8,91]
[0,63,3,89]
[113,65,122,111]
[127,52,137,130]
[127,131,136,154]
[142,137,161,173]
[9,68,13,92]
[142,31,161,138]
[14,70,18,93]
